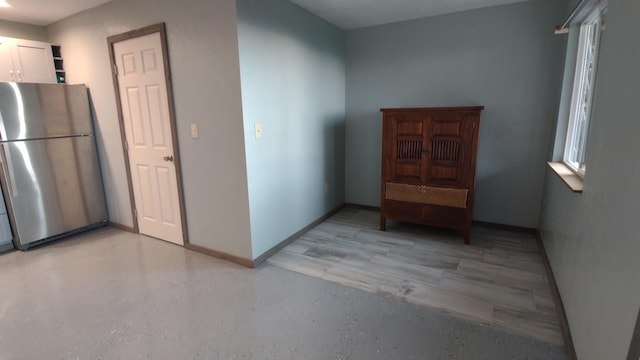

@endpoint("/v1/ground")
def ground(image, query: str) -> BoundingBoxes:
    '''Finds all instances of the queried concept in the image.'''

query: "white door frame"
[107,23,188,244]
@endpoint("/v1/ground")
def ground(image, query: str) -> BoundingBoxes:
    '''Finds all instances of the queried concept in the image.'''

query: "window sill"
[548,162,583,193]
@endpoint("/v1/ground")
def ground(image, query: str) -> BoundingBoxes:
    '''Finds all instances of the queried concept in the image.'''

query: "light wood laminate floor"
[267,207,564,346]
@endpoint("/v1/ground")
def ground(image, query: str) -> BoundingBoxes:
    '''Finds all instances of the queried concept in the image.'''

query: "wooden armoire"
[380,106,483,244]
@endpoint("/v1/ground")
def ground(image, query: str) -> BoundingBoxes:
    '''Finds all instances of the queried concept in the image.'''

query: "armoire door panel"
[386,113,431,184]
[431,120,462,136]
[396,119,424,136]
[429,165,459,183]
[427,114,469,186]
[394,163,423,181]
[431,140,461,162]
[396,139,423,160]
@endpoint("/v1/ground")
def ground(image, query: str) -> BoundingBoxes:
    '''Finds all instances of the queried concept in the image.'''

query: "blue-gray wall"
[345,0,567,228]
[236,0,346,259]
[540,0,640,358]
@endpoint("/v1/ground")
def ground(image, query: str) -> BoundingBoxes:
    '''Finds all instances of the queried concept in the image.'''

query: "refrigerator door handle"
[0,144,17,197]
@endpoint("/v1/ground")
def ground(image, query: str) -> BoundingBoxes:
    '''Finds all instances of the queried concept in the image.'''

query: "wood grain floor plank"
[268,250,332,277]
[356,229,416,249]
[267,208,564,346]
[494,305,564,346]
[321,261,396,295]
[482,249,547,273]
[456,258,548,290]
[440,271,536,311]
[365,255,444,287]
[384,249,461,270]
[336,234,392,255]
[394,239,484,262]
[283,240,314,255]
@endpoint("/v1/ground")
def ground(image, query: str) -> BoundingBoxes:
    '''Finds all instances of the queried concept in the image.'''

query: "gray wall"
[46,0,253,259]
[0,19,47,41]
[345,0,567,228]
[236,0,345,259]
[540,0,640,358]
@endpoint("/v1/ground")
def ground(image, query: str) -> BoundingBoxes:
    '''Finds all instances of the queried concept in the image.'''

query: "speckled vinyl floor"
[0,226,566,359]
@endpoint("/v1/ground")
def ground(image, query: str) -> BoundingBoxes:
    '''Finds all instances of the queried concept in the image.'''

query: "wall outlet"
[324,182,329,194]
[254,123,262,139]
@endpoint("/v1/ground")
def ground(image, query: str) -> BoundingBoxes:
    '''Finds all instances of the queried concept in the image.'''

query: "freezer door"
[0,136,107,247]
[0,82,93,141]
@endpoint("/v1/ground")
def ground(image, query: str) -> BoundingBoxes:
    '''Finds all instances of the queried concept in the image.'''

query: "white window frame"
[563,1,607,177]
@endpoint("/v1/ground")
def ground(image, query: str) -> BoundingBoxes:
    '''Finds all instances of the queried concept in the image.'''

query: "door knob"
[163,155,174,162]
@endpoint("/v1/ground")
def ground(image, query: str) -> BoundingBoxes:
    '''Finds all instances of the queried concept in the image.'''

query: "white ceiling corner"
[288,0,530,30]
[0,0,112,26]
[0,0,529,31]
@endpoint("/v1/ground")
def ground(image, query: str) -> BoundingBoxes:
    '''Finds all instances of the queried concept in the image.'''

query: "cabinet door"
[383,112,430,184]
[425,111,475,187]
[10,39,56,84]
[0,38,15,82]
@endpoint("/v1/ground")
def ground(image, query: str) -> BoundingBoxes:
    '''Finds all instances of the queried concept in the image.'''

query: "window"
[563,1,607,177]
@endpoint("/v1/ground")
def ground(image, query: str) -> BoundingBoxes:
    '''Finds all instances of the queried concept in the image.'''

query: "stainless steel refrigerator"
[0,82,107,250]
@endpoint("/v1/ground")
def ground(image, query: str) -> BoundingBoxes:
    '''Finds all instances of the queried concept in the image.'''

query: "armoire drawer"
[385,182,468,208]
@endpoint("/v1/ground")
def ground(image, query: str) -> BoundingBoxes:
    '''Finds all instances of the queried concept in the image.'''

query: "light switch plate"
[254,123,262,139]
[191,123,199,139]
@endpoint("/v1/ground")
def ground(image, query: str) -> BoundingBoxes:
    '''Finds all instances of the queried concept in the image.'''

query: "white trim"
[563,0,607,177]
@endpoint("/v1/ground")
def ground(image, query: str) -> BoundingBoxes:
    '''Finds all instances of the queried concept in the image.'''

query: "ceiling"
[0,0,112,26]
[0,0,528,29]
[287,0,528,29]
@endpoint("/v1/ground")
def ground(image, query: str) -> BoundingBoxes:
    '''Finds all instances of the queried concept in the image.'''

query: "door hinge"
[113,64,118,76]
[124,141,128,151]
[133,208,138,219]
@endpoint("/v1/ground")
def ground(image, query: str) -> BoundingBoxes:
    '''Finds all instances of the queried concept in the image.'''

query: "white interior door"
[113,32,184,245]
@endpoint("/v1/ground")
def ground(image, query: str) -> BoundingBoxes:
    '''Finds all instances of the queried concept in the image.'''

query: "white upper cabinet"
[0,37,57,84]
[0,38,14,82]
